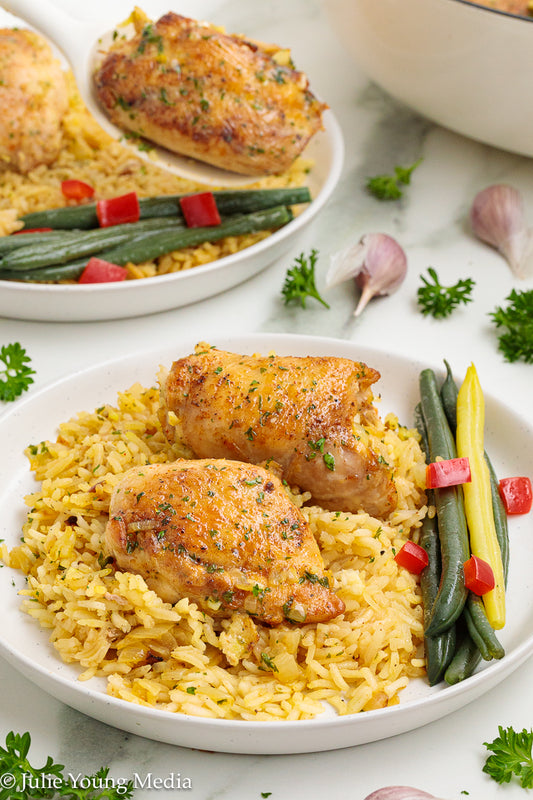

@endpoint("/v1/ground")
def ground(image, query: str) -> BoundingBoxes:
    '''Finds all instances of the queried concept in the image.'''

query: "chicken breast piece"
[93,10,326,176]
[0,29,68,173]
[159,346,398,518]
[105,459,344,626]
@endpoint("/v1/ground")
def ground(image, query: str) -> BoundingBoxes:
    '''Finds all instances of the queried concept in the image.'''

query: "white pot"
[324,0,533,157]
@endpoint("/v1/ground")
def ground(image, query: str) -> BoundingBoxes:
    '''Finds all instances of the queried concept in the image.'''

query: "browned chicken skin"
[93,10,326,175]
[105,459,344,625]
[159,346,398,518]
[0,29,68,173]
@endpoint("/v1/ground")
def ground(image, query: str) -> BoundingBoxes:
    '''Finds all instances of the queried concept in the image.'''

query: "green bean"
[96,205,292,265]
[419,368,470,636]
[444,621,482,685]
[487,453,510,583]
[0,230,81,256]
[414,403,457,684]
[138,188,312,218]
[0,217,188,271]
[18,187,311,230]
[440,359,458,432]
[0,205,293,283]
[420,509,458,683]
[464,594,505,660]
[0,262,92,283]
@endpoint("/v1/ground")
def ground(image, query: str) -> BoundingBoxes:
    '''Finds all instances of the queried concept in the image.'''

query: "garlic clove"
[326,233,407,316]
[363,787,446,800]
[326,239,368,288]
[470,183,533,279]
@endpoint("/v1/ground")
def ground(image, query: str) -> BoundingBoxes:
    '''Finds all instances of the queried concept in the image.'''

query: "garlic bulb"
[469,183,533,278]
[326,233,407,316]
[363,786,446,800]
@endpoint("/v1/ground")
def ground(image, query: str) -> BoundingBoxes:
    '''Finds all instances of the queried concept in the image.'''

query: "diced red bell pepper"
[498,476,533,515]
[394,540,429,574]
[179,192,221,228]
[13,227,54,234]
[96,192,140,228]
[426,457,471,489]
[61,179,95,202]
[463,555,495,595]
[78,257,128,284]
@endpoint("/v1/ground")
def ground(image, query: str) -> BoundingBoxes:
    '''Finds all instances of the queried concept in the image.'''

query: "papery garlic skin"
[470,184,533,279]
[363,786,445,800]
[326,232,407,316]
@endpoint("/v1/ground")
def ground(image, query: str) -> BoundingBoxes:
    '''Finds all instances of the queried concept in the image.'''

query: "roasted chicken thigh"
[0,29,68,173]
[159,346,398,517]
[93,10,326,175]
[105,459,344,625]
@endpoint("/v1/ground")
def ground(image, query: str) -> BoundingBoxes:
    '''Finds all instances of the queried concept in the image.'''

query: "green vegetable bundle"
[416,361,508,685]
[0,187,311,283]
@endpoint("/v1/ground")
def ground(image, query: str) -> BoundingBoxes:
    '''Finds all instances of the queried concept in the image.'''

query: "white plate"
[1,332,532,754]
[0,112,343,323]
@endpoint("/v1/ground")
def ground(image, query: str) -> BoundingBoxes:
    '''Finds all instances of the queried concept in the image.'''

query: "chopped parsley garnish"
[366,158,422,200]
[307,437,325,458]
[0,343,35,402]
[260,652,279,672]
[307,438,335,471]
[205,563,223,573]
[281,249,330,309]
[299,571,329,588]
[489,288,533,363]
[137,23,164,55]
[244,476,262,486]
[252,584,270,600]
[323,452,336,471]
[417,267,475,318]
[159,87,174,106]
[483,726,533,788]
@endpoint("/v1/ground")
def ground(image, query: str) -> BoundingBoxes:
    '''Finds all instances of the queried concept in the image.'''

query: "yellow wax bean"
[456,363,505,629]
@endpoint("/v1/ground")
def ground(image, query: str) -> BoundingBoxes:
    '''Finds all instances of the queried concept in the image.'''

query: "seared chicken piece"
[0,29,68,173]
[93,10,326,176]
[105,459,344,625]
[159,347,398,517]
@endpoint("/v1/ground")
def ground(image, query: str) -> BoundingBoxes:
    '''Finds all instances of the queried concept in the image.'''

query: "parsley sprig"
[483,726,533,788]
[0,730,134,799]
[489,288,533,364]
[417,267,475,318]
[281,249,330,309]
[366,158,422,201]
[0,343,35,402]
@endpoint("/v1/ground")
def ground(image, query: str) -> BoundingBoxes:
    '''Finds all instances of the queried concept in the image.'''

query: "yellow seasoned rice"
[0,73,312,280]
[3,379,429,720]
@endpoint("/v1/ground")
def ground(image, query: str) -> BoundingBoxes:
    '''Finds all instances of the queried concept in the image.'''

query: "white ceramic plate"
[0,113,343,323]
[1,333,532,754]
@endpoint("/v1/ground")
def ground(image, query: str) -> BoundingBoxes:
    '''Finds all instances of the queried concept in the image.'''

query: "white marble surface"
[0,0,532,797]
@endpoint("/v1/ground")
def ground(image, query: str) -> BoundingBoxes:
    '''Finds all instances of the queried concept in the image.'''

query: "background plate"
[0,112,343,323]
[1,332,532,754]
